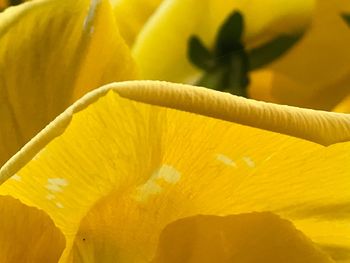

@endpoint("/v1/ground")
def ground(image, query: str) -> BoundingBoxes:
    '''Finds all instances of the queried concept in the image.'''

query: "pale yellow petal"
[0,0,136,166]
[0,81,349,262]
[133,0,314,82]
[0,195,65,262]
[111,0,163,46]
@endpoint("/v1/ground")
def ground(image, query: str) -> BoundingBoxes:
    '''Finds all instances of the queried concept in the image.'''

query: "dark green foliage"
[187,10,302,97]
[188,36,215,71]
[249,35,302,70]
[215,12,244,57]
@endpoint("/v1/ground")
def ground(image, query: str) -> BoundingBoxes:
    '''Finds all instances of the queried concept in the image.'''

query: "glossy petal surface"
[0,0,136,166]
[0,81,349,262]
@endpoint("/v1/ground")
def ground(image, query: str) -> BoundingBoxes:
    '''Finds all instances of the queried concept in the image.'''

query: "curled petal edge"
[1,80,350,182]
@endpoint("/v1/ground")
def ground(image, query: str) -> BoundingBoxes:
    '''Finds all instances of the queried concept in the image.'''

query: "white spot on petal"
[56,202,64,208]
[134,181,163,202]
[154,165,181,184]
[133,164,181,202]
[46,194,56,200]
[10,174,22,182]
[46,178,68,192]
[90,26,95,34]
[243,157,255,168]
[47,178,68,186]
[216,154,237,167]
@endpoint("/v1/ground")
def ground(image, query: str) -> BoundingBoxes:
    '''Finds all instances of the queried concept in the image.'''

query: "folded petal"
[133,0,314,82]
[251,0,350,110]
[0,81,349,262]
[0,195,65,262]
[111,0,163,46]
[0,0,137,166]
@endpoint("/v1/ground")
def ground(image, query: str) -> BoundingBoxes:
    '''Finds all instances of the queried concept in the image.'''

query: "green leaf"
[341,13,350,26]
[188,36,215,70]
[249,34,302,70]
[215,11,244,56]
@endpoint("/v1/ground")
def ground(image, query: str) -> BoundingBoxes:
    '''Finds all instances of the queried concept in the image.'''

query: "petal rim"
[1,80,350,182]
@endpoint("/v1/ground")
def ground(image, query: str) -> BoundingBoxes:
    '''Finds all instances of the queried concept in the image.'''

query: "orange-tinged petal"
[249,70,312,104]
[251,0,350,110]
[0,0,136,166]
[0,0,7,10]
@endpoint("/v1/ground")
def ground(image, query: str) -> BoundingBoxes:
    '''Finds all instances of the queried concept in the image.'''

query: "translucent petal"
[0,0,137,166]
[1,81,349,262]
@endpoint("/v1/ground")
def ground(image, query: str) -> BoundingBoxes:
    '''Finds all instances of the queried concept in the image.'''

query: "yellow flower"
[130,0,315,83]
[4,1,350,113]
[0,0,349,262]
[1,80,350,262]
[112,0,350,112]
[0,0,315,165]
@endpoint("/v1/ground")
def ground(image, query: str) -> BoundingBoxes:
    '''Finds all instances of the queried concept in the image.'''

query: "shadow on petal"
[320,244,350,262]
[152,212,333,263]
[0,195,65,262]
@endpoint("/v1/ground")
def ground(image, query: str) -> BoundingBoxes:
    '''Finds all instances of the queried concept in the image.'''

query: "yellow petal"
[1,81,349,262]
[253,0,350,110]
[249,69,311,104]
[0,0,137,166]
[333,94,350,113]
[133,0,314,82]
[111,0,163,46]
[152,213,333,263]
[0,195,65,262]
